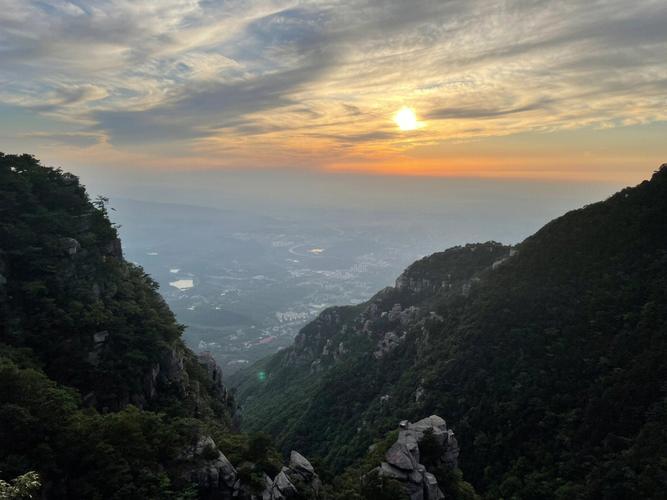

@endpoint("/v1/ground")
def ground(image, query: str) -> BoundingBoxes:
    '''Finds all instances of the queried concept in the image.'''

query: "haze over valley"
[101,172,617,373]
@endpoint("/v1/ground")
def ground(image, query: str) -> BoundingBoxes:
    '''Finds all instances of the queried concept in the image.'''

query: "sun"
[394,106,418,131]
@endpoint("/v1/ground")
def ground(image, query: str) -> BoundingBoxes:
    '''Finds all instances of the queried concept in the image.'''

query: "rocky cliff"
[279,242,511,373]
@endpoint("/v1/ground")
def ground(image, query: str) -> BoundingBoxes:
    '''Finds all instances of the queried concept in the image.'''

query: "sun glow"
[394,106,418,131]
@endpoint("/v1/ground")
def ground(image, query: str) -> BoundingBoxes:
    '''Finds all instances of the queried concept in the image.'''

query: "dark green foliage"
[321,430,398,500]
[0,153,185,408]
[359,469,404,500]
[0,352,201,499]
[0,154,237,498]
[231,432,283,492]
[419,429,443,468]
[237,165,667,498]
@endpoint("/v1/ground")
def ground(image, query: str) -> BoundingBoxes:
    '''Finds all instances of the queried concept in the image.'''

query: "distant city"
[107,177,612,375]
[111,198,434,373]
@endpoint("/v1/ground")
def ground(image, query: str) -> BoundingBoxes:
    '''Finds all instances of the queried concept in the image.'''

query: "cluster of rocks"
[58,236,81,256]
[267,451,322,499]
[182,440,321,500]
[374,415,459,500]
[83,334,235,414]
[373,330,405,359]
[181,435,238,497]
[395,275,443,294]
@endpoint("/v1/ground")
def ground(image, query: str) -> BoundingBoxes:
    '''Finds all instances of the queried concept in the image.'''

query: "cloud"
[92,43,338,144]
[0,0,666,169]
[426,99,551,120]
[20,132,102,148]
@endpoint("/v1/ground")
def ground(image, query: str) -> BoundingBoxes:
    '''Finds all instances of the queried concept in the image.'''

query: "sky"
[0,0,666,184]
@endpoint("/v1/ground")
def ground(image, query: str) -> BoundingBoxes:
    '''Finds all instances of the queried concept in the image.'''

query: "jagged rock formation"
[180,444,323,500]
[375,416,458,500]
[180,436,238,498]
[267,451,322,499]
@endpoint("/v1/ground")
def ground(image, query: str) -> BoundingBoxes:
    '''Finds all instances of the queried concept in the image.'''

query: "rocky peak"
[268,451,322,499]
[396,242,513,295]
[375,415,460,500]
[180,435,238,497]
[179,439,323,500]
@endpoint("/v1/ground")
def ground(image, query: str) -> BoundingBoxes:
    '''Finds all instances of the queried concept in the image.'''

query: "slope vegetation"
[235,165,667,499]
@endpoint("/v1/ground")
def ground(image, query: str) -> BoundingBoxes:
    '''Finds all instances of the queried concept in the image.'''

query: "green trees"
[0,154,236,498]
[0,352,209,499]
[359,470,404,500]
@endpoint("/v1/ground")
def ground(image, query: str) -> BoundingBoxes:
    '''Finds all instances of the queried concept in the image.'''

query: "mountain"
[233,165,667,499]
[0,154,328,500]
[0,153,477,500]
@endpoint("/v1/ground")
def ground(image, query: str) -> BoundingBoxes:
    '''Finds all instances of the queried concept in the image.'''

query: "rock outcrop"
[180,435,238,499]
[58,236,81,256]
[267,451,322,499]
[179,446,322,500]
[375,415,459,500]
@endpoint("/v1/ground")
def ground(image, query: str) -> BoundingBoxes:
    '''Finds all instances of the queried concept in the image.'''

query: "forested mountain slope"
[0,154,276,499]
[234,165,667,499]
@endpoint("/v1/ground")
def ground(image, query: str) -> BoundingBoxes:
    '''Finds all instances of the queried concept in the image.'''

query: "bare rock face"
[180,435,238,498]
[282,308,343,368]
[375,415,459,500]
[178,442,320,500]
[58,237,81,256]
[198,351,226,393]
[270,470,297,499]
[288,450,315,476]
[374,331,404,359]
[86,330,110,367]
[266,451,322,499]
[103,237,123,258]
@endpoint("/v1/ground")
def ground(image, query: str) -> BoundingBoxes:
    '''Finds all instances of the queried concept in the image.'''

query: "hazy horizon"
[1,0,666,182]
[1,0,665,373]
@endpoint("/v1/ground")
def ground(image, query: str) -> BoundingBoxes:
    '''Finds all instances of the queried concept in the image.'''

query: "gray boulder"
[289,450,315,476]
[266,450,322,499]
[386,440,418,471]
[424,473,445,500]
[180,435,238,496]
[377,415,460,500]
[271,470,298,499]
[380,462,409,481]
[58,237,80,256]
[86,330,110,367]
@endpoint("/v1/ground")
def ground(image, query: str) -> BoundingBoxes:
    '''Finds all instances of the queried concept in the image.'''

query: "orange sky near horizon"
[0,1,666,185]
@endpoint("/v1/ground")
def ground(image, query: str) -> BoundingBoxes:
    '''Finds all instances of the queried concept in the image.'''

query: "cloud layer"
[1,0,666,174]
